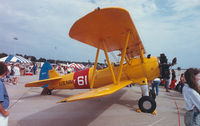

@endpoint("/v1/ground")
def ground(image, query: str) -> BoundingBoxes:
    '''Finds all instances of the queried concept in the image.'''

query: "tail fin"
[39,62,53,88]
[40,62,60,79]
[39,62,53,80]
[25,62,62,88]
[49,69,60,78]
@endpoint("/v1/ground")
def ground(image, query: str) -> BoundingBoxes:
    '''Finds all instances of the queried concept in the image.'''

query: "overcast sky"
[0,0,200,68]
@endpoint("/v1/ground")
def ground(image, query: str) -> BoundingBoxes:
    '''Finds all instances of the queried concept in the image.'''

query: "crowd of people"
[151,69,186,96]
[151,69,185,96]
[3,63,38,85]
[2,62,90,85]
[0,61,199,126]
[150,68,199,126]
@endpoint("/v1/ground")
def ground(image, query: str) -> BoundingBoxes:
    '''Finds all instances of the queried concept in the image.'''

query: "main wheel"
[149,89,156,99]
[138,96,156,113]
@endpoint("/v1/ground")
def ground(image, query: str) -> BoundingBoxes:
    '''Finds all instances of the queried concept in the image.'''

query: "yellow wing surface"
[25,77,62,87]
[69,7,145,57]
[57,80,132,103]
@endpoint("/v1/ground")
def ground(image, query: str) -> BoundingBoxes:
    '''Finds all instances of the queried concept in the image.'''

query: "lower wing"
[57,80,133,103]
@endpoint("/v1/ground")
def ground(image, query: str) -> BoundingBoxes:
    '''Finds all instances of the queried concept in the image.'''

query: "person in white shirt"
[182,68,200,126]
[12,64,20,85]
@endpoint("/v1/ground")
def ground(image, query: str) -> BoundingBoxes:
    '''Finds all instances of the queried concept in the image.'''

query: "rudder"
[39,62,53,80]
[39,62,53,88]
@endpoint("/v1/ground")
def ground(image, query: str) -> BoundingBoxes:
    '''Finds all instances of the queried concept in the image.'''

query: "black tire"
[149,89,156,99]
[138,96,156,113]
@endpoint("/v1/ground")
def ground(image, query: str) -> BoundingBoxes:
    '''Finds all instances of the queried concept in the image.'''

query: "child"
[0,62,10,126]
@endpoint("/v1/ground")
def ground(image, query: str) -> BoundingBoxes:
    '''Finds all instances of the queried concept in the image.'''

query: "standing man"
[164,70,170,92]
[33,63,37,75]
[159,53,177,92]
[0,62,10,126]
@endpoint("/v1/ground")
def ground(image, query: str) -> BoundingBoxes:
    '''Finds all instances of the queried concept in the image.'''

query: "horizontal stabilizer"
[25,77,62,87]
[57,80,132,103]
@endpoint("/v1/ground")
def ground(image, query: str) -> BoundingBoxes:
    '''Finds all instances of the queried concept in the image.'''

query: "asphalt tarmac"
[5,74,186,126]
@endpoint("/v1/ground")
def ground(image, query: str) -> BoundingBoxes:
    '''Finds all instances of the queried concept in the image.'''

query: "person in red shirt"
[170,69,177,90]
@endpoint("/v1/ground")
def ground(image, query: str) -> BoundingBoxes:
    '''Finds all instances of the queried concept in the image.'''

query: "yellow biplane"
[25,7,172,114]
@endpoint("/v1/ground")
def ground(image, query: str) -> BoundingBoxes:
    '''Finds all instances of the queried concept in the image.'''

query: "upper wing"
[69,7,145,57]
[57,80,132,103]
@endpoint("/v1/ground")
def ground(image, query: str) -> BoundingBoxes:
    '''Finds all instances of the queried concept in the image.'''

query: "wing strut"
[90,48,100,89]
[125,56,130,65]
[103,41,117,84]
[139,44,144,63]
[116,31,130,83]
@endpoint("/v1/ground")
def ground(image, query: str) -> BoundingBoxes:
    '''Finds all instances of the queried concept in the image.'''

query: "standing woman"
[183,68,200,126]
[0,62,10,126]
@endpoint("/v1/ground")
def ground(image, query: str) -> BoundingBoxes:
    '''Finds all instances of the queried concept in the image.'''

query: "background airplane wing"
[57,80,133,103]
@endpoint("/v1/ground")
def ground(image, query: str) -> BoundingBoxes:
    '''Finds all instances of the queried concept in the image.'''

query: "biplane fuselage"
[47,57,159,90]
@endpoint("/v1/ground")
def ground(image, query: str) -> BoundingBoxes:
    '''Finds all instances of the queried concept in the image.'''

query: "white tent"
[0,55,31,63]
[68,63,85,70]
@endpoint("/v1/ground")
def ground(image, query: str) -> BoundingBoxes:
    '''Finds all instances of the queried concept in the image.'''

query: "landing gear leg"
[140,84,149,96]
[41,87,52,95]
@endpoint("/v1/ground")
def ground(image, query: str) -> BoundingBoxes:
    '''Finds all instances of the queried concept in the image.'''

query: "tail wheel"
[149,89,156,99]
[47,89,52,95]
[138,96,156,113]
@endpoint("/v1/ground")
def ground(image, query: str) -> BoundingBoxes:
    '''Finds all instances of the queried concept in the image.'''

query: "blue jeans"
[152,80,160,96]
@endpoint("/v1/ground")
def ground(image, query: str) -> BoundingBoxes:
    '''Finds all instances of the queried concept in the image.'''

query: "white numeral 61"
[77,75,87,86]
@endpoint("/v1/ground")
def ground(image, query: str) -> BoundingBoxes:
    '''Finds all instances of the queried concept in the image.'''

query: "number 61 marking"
[77,75,88,86]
